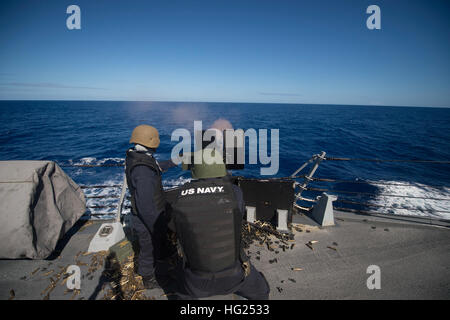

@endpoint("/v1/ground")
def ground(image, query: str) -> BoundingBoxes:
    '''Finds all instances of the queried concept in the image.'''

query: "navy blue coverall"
[130,159,175,278]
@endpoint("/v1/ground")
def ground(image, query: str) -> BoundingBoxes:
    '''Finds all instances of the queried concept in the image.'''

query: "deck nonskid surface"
[251,216,450,299]
[0,214,449,300]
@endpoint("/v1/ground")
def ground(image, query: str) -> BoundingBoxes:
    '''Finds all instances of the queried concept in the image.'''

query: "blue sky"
[0,0,449,106]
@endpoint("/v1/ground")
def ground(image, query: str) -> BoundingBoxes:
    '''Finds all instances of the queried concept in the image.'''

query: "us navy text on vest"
[181,186,225,196]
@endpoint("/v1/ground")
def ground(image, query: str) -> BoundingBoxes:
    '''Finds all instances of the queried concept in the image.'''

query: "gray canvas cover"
[0,161,86,259]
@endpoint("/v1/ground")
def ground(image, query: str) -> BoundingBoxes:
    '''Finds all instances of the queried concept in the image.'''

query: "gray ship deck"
[0,211,449,300]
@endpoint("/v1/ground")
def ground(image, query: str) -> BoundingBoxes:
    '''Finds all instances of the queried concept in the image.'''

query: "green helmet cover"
[182,149,227,179]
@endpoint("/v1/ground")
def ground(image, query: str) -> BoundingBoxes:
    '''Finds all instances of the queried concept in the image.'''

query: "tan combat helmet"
[129,125,160,148]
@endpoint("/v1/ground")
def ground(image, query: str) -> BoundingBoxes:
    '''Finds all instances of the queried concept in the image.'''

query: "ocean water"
[0,101,449,219]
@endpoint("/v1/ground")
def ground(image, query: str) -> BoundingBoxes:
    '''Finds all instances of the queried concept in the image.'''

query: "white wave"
[368,180,450,219]
[83,177,123,217]
[163,176,191,189]
[82,175,191,218]
[69,157,125,165]
[71,168,84,177]
[81,174,450,221]
[69,156,167,166]
[73,157,96,165]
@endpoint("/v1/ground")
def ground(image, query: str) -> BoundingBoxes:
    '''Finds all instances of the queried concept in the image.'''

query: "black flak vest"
[125,149,166,215]
[171,178,242,273]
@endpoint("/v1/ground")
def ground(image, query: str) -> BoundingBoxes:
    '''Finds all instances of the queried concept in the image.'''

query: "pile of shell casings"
[241,221,294,251]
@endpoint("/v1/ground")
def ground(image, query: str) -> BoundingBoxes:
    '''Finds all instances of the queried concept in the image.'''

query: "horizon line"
[0,98,448,109]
